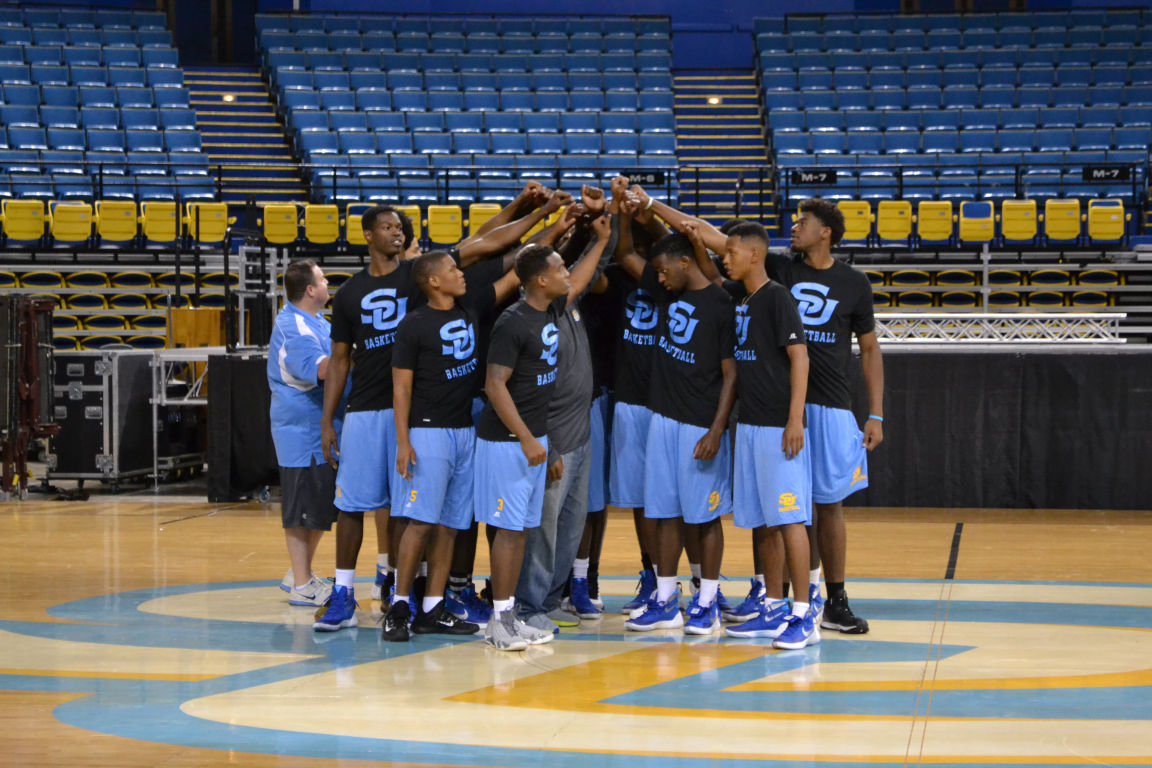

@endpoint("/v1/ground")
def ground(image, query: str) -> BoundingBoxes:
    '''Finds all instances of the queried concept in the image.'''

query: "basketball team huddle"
[267,177,885,653]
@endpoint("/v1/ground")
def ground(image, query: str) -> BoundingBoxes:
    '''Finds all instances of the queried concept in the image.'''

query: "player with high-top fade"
[380,250,520,642]
[475,212,613,652]
[613,222,737,637]
[633,188,885,636]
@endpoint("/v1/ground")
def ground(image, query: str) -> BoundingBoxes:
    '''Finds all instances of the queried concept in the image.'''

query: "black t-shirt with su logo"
[765,252,875,410]
[639,264,736,429]
[391,284,496,430]
[724,279,806,428]
[475,297,566,442]
[330,260,428,413]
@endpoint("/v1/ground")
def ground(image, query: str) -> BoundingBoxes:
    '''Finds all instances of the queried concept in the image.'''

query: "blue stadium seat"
[523,112,560,133]
[922,130,959,153]
[413,132,452,154]
[883,129,919,154]
[907,86,942,110]
[527,132,563,155]
[165,130,200,153]
[484,112,521,133]
[41,105,80,128]
[998,129,1036,153]
[1113,126,1151,150]
[453,133,488,154]
[807,111,841,132]
[355,89,391,111]
[47,127,85,151]
[561,112,599,133]
[846,129,882,154]
[329,111,368,132]
[960,129,996,153]
[365,112,403,132]
[444,111,483,133]
[923,110,960,131]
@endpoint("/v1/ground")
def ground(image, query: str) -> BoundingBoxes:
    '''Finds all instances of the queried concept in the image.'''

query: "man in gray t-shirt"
[515,195,618,630]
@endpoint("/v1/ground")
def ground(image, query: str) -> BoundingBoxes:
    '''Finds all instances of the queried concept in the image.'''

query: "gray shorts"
[280,459,338,531]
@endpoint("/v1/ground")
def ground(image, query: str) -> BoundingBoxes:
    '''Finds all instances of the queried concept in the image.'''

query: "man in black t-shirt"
[613,229,737,637]
[380,250,520,641]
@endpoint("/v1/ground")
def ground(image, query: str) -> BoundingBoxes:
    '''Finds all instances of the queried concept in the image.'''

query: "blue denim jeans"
[515,439,591,617]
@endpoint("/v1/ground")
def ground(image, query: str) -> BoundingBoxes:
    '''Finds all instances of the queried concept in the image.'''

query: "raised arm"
[485,364,547,466]
[565,213,615,307]
[682,220,723,286]
[613,202,648,281]
[459,181,548,245]
[630,184,728,254]
[491,267,522,304]
[392,367,416,479]
[782,344,809,459]
[694,357,737,460]
[858,330,884,450]
[320,340,352,467]
[456,190,571,267]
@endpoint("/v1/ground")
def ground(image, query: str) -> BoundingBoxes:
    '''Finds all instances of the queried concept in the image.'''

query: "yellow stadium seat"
[197,293,228,308]
[524,207,563,240]
[467,203,501,235]
[326,271,353,290]
[200,272,239,289]
[1,199,46,241]
[958,200,994,243]
[155,272,196,290]
[1071,291,1110,307]
[260,203,299,245]
[937,269,978,287]
[184,202,232,244]
[989,269,1023,286]
[66,293,108,310]
[19,271,64,288]
[896,291,934,308]
[95,200,139,244]
[940,291,979,308]
[891,269,931,286]
[999,199,1037,243]
[152,293,190,308]
[427,204,463,244]
[53,315,82,331]
[80,335,121,350]
[108,293,150,310]
[988,291,1022,307]
[875,200,912,243]
[1078,269,1120,287]
[915,201,954,245]
[139,201,180,244]
[396,204,422,240]
[131,314,167,330]
[1086,198,1129,243]
[0,270,16,289]
[303,204,340,245]
[84,314,128,330]
[1042,199,1082,244]
[48,201,93,244]
[127,335,166,349]
[344,203,372,246]
[836,200,872,244]
[862,269,885,287]
[1030,269,1071,287]
[1027,291,1064,308]
[64,270,109,288]
[111,271,154,289]
[872,291,893,307]
[53,337,79,351]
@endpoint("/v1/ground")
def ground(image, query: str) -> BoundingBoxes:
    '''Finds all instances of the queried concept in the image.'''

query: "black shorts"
[279,459,338,531]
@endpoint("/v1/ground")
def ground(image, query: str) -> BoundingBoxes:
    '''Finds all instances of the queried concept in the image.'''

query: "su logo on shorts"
[666,300,700,344]
[734,305,750,346]
[625,289,658,330]
[360,288,408,331]
[791,282,840,326]
[439,318,476,360]
[778,492,801,512]
[852,465,867,485]
[540,322,559,365]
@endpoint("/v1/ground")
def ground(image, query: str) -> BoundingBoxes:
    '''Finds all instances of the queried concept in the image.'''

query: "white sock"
[377,554,389,570]
[418,561,428,577]
[755,573,766,587]
[698,578,719,607]
[810,567,822,590]
[652,564,659,577]
[689,562,702,580]
[493,598,514,614]
[335,568,355,589]
[423,595,443,614]
[792,601,809,619]
[393,594,409,606]
[572,558,590,579]
[656,575,678,602]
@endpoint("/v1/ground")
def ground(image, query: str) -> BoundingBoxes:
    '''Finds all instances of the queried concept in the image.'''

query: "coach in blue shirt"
[268,259,346,607]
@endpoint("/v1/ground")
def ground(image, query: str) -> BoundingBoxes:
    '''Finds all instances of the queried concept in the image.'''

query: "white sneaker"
[484,610,528,652]
[280,568,294,593]
[289,576,333,607]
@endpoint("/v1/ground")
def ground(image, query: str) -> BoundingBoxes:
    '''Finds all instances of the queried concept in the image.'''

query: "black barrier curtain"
[851,351,1152,511]
[207,354,278,502]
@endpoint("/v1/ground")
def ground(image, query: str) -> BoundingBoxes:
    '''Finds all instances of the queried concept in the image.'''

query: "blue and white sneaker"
[566,577,601,619]
[809,583,825,626]
[445,585,491,629]
[773,607,821,649]
[313,585,359,632]
[624,590,684,631]
[723,579,764,623]
[371,566,394,602]
[715,587,734,619]
[621,569,657,614]
[724,599,790,639]
[684,595,721,635]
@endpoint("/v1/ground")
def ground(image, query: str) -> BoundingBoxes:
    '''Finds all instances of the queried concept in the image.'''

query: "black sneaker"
[821,591,869,634]
[381,600,411,642]
[411,602,481,635]
[480,577,493,607]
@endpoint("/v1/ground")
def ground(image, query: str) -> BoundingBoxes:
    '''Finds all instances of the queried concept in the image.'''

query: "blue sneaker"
[724,599,790,639]
[624,590,684,631]
[808,583,825,626]
[715,587,734,618]
[774,607,821,650]
[567,577,601,619]
[371,566,394,601]
[684,594,721,635]
[313,585,359,632]
[723,579,764,623]
[621,569,657,614]
[445,585,491,629]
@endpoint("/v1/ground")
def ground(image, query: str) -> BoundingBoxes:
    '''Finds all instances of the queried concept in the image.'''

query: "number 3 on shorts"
[707,491,720,512]
[496,498,504,511]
